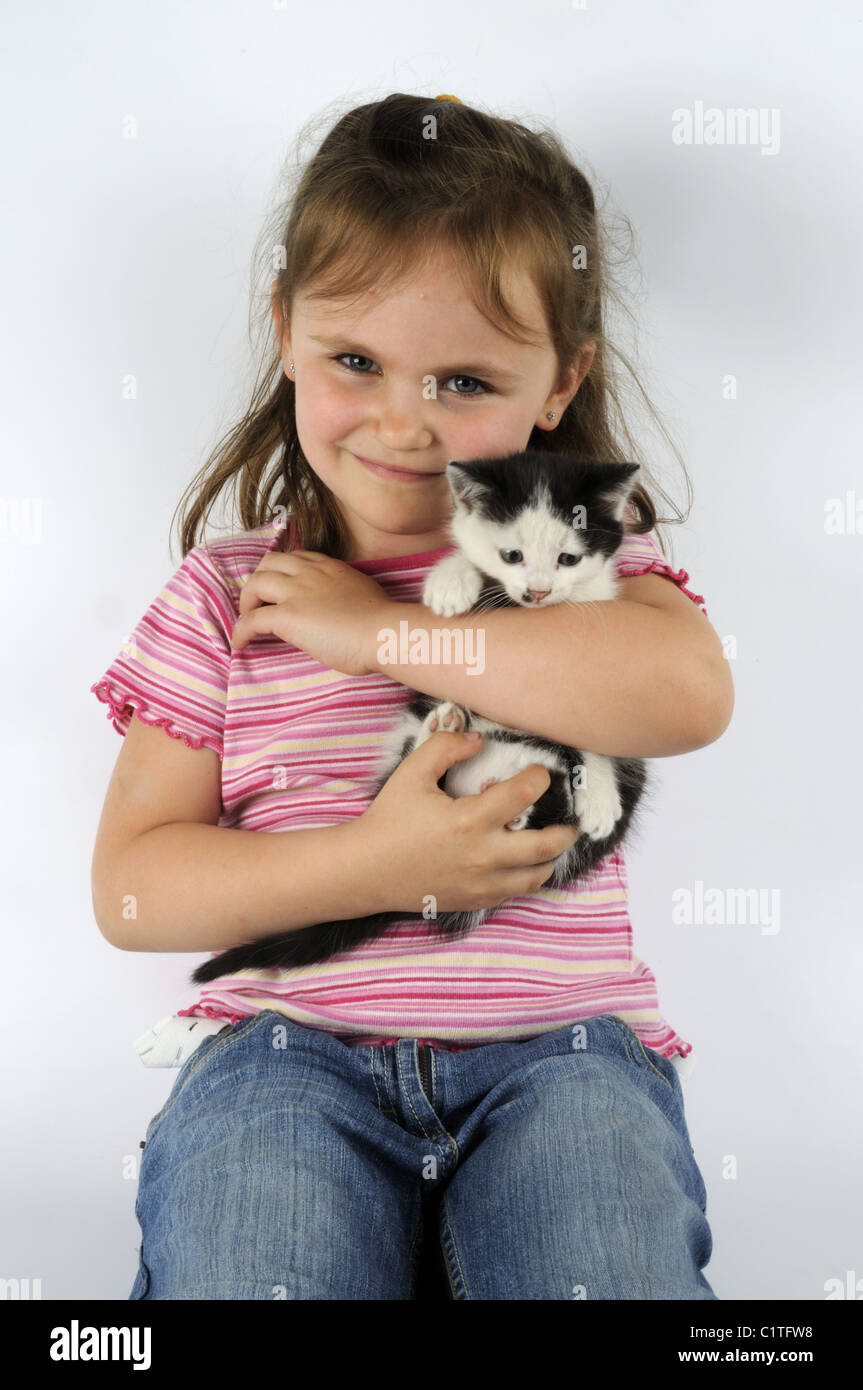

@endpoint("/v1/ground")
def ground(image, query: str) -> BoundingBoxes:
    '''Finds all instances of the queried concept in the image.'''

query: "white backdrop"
[2,0,861,1301]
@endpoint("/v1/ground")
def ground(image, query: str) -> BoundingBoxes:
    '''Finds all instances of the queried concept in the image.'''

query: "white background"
[2,0,861,1301]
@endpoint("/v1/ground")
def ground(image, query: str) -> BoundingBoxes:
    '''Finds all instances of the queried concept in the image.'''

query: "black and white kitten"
[191,451,649,984]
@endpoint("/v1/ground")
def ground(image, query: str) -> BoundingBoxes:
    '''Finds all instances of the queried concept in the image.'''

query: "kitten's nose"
[526,588,550,602]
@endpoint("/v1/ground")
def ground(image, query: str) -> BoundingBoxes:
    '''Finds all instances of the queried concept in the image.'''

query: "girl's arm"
[365,572,733,760]
[94,708,574,953]
[92,717,392,952]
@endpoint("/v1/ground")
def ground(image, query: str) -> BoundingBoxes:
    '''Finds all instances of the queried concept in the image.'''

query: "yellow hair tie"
[434,93,462,103]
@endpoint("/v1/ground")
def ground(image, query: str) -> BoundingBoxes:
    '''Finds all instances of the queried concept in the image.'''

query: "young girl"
[91,93,732,1300]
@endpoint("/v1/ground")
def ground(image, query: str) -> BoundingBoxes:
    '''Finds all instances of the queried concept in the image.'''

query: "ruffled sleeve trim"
[90,678,224,761]
[616,558,709,618]
[177,1003,249,1024]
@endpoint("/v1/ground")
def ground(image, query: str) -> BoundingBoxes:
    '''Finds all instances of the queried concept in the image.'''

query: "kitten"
[191,451,649,984]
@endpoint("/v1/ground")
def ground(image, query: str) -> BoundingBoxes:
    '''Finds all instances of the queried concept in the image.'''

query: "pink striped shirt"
[92,512,708,1067]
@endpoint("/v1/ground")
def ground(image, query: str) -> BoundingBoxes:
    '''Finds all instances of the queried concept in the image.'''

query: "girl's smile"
[352,451,447,483]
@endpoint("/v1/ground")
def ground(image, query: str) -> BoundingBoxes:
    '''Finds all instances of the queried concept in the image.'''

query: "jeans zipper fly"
[418,1042,431,1100]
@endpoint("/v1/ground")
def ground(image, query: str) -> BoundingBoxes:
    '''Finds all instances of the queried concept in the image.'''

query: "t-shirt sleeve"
[90,544,236,759]
[615,514,708,618]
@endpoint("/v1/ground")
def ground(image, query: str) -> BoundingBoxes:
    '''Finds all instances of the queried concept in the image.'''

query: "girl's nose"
[374,400,433,449]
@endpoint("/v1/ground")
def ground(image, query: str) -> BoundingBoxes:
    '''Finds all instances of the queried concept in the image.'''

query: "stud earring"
[546,411,556,421]
[290,361,295,372]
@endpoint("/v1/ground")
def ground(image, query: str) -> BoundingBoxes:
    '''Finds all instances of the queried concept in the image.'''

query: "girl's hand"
[230,549,390,676]
[355,731,581,915]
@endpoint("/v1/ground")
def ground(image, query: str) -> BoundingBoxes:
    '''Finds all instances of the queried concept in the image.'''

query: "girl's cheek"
[296,384,356,439]
[451,414,530,456]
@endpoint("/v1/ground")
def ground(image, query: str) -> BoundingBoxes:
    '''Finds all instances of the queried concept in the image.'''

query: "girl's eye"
[332,354,492,397]
[443,373,491,397]
[335,353,376,374]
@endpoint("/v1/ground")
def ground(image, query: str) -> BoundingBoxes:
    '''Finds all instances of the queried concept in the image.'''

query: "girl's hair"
[172,92,693,566]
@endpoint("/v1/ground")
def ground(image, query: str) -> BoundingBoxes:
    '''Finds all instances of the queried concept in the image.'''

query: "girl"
[91,93,732,1300]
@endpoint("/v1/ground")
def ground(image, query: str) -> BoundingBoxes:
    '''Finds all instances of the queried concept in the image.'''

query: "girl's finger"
[231,604,283,651]
[237,571,292,616]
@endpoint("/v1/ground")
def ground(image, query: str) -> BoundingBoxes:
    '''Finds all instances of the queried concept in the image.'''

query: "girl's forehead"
[293,262,550,353]
[297,244,542,313]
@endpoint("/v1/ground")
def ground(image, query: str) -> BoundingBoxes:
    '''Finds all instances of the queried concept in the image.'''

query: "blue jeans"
[130,1010,716,1300]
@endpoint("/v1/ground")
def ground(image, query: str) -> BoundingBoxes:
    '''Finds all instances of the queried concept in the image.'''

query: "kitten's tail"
[189,907,481,985]
[190,912,401,983]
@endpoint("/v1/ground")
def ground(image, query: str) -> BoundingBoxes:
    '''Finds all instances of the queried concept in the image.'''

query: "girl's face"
[275,249,594,562]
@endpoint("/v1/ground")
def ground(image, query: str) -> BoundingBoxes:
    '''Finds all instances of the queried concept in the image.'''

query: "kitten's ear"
[598,463,641,522]
[445,461,491,513]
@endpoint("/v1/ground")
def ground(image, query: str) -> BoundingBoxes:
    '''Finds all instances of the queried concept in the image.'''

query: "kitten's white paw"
[423,561,483,617]
[573,783,622,840]
[419,701,468,742]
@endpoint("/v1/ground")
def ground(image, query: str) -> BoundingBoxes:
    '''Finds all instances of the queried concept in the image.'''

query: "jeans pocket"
[605,1015,676,1092]
[140,1013,266,1149]
[142,1101,169,1146]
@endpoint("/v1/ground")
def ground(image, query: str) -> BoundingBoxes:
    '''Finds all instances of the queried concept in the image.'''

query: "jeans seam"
[369,1046,386,1114]
[438,1195,468,1300]
[604,1016,675,1092]
[131,1241,151,1300]
[639,1049,675,1091]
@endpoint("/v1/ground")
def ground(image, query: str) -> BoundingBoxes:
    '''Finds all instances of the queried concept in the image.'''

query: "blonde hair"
[172,92,693,565]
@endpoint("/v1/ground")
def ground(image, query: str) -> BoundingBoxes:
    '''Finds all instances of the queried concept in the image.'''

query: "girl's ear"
[543,341,596,423]
[565,341,596,399]
[270,281,289,345]
[577,339,597,384]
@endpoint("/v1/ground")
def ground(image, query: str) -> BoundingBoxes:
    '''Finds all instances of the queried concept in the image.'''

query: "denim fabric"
[130,1010,716,1300]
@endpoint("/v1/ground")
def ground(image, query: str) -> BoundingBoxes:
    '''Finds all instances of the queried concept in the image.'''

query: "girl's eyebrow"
[307,332,523,382]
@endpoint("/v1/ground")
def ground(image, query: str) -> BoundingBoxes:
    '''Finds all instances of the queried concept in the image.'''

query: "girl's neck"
[345,539,456,571]
[279,515,455,567]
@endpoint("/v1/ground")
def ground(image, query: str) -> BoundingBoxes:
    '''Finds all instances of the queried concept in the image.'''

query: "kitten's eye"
[499,549,523,564]
[558,553,582,566]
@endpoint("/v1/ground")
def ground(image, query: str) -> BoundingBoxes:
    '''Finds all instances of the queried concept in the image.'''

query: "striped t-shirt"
[92,512,708,1073]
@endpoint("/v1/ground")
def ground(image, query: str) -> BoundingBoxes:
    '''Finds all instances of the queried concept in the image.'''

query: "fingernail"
[464,731,481,740]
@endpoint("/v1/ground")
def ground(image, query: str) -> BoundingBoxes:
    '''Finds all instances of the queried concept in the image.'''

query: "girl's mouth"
[353,453,443,483]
